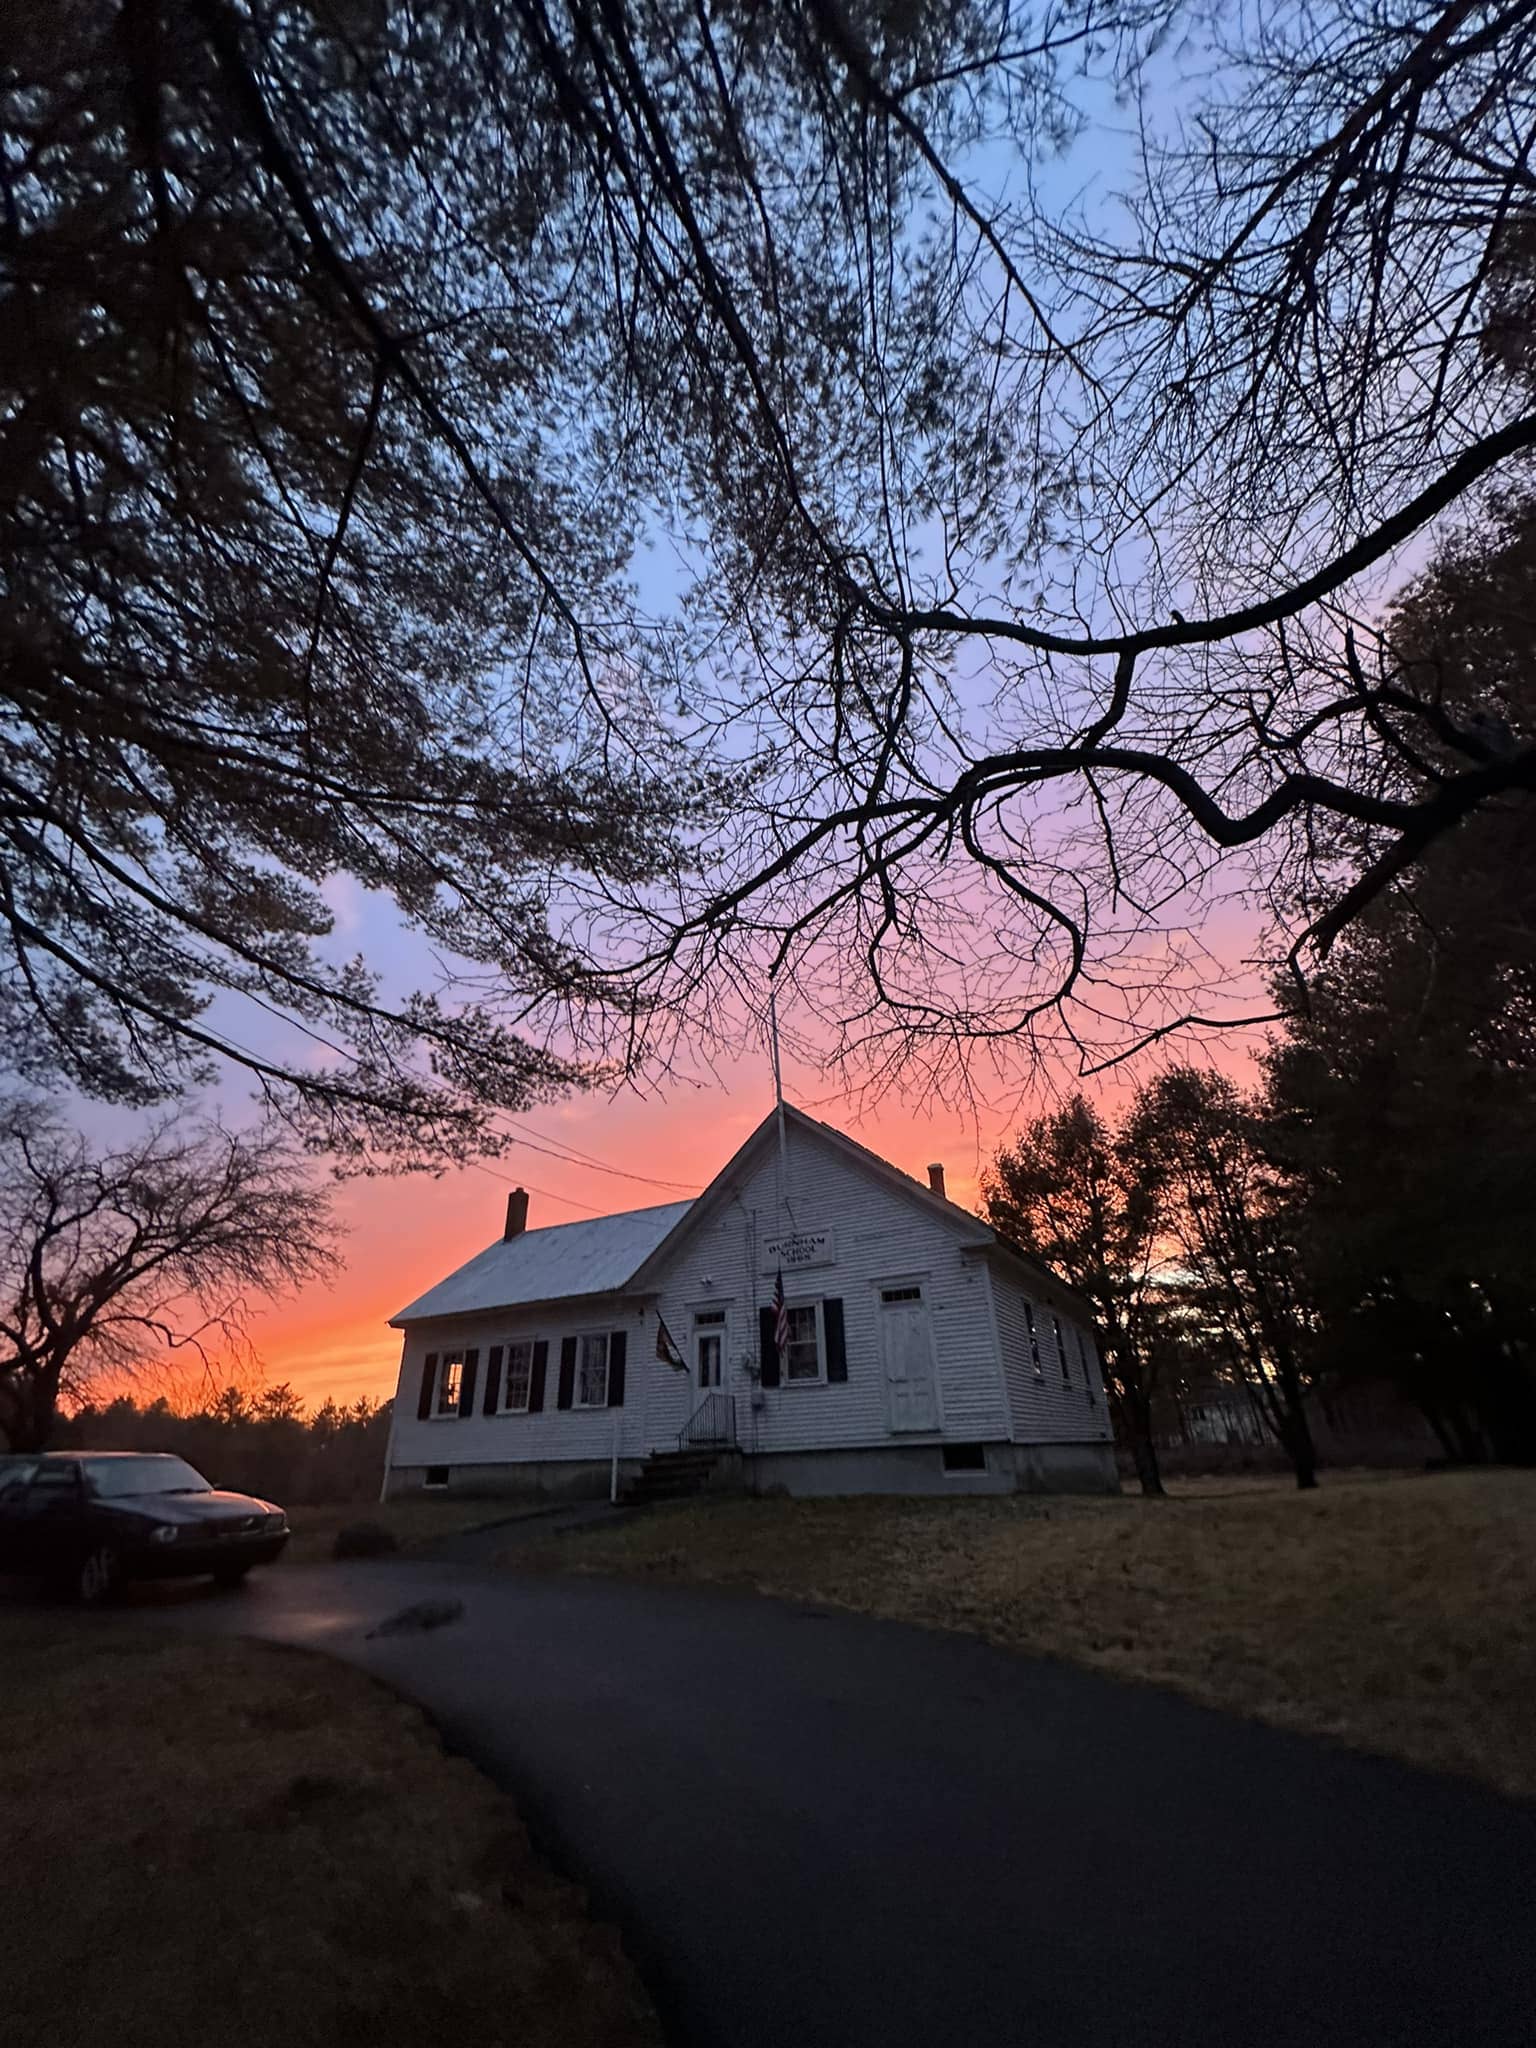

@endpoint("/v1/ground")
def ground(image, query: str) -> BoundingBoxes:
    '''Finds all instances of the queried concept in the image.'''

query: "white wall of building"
[988,1263,1113,1448]
[386,1113,1113,1482]
[387,1294,649,1476]
[646,1117,1011,1456]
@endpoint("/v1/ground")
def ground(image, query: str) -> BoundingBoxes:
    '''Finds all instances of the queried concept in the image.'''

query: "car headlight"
[149,1524,180,1545]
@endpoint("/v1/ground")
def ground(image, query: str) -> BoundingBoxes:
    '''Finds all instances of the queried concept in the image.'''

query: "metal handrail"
[677,1389,737,1451]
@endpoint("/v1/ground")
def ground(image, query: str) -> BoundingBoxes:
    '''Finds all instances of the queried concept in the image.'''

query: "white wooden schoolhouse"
[381,1103,1118,1501]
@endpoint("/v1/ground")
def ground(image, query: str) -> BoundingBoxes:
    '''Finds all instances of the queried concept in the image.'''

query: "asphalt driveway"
[146,1558,1535,2048]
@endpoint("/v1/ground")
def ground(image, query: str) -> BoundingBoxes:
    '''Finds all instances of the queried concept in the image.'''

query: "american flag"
[773,1267,790,1367]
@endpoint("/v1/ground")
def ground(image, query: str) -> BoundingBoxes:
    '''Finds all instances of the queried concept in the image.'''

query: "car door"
[6,1461,87,1571]
[0,1461,37,1566]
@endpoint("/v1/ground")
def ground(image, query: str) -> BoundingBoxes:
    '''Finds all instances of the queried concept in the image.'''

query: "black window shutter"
[608,1330,627,1407]
[557,1336,577,1409]
[483,1345,503,1416]
[823,1298,847,1381]
[458,1348,479,1417]
[418,1354,438,1419]
[759,1306,780,1388]
[529,1340,548,1412]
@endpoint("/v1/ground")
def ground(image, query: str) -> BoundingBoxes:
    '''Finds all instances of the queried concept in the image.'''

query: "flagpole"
[769,986,789,1221]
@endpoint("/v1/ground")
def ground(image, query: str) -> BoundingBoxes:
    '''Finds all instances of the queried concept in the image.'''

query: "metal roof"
[390,1199,695,1324]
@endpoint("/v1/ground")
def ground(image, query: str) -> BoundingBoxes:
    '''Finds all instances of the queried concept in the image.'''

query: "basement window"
[941,1443,987,1474]
[424,1466,450,1489]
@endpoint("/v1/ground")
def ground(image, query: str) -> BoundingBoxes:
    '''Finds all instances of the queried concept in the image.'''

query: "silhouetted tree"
[59,1385,394,1503]
[984,1095,1169,1495]
[1126,1070,1319,1488]
[7,2,1536,1142]
[0,1100,336,1449]
[1264,478,1536,1463]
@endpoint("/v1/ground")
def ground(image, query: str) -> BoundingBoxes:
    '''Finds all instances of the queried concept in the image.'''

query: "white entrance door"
[880,1285,938,1432]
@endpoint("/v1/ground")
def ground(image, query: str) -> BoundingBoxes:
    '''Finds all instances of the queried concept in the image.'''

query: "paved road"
[146,1560,1536,2048]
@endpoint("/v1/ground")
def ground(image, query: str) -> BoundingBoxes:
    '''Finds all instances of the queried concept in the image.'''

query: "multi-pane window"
[502,1340,534,1412]
[435,1355,463,1416]
[1053,1313,1069,1383]
[1023,1302,1043,1377]
[577,1332,610,1407]
[784,1303,822,1381]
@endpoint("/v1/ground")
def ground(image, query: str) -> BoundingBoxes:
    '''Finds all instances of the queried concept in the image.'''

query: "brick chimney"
[928,1163,947,1199]
[504,1187,529,1240]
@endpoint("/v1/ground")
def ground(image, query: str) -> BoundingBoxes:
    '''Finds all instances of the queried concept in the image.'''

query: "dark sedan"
[0,1452,289,1603]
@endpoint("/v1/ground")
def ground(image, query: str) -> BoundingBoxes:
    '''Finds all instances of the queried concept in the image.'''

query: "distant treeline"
[55,1386,391,1505]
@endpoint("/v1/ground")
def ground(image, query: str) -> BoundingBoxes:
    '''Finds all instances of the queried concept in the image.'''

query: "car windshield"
[0,1457,39,1497]
[82,1456,212,1498]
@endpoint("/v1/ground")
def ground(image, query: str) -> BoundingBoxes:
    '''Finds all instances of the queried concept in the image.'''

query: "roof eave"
[390,1278,665,1330]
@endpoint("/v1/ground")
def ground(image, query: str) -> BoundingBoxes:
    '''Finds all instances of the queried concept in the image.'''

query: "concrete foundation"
[745,1439,1120,1498]
[385,1457,642,1503]
[387,1438,1119,1503]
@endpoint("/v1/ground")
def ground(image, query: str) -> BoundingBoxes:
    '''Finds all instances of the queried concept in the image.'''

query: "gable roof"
[391,1105,1091,1327]
[628,1103,1092,1316]
[390,1200,693,1325]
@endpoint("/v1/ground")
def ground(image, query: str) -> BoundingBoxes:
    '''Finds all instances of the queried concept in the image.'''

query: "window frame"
[432,1351,464,1419]
[575,1330,611,1408]
[25,1460,82,1497]
[1053,1312,1070,1384]
[499,1337,537,1414]
[781,1298,826,1385]
[1023,1301,1044,1379]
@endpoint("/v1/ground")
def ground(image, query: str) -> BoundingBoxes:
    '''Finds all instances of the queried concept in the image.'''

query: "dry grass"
[281,1493,538,1566]
[0,1607,660,2048]
[509,1468,1536,1802]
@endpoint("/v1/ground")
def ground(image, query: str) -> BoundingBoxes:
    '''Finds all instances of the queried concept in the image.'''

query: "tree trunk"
[1118,1376,1166,1497]
[1271,1358,1319,1489]
[0,1366,59,1452]
[1129,1426,1167,1497]
[1283,1421,1319,1489]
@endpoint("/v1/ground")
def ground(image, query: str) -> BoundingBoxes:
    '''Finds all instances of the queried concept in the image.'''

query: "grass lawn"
[507,1468,1536,1803]
[0,1606,660,2048]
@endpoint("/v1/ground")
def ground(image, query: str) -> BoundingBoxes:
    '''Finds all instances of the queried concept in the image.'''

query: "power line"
[461,1158,602,1216]
[191,991,698,1200]
[488,1115,698,1194]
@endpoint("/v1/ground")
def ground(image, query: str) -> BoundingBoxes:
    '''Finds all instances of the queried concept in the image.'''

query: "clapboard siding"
[990,1264,1114,1446]
[389,1296,647,1469]
[647,1118,1009,1454]
[387,1109,1110,1479]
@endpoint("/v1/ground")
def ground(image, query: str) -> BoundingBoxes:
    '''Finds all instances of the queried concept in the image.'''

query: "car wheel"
[76,1545,123,1606]
[213,1563,252,1589]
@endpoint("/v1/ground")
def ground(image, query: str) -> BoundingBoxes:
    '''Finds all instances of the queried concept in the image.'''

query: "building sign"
[763,1228,835,1271]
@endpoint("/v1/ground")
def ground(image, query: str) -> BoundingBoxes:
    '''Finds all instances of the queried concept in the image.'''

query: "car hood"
[108,1489,282,1527]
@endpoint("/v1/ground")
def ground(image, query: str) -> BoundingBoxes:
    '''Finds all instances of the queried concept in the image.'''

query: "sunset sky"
[250,992,1267,1411]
